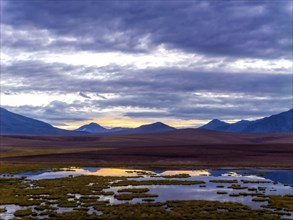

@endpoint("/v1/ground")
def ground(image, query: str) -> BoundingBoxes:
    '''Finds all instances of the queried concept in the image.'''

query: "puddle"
[0,205,26,220]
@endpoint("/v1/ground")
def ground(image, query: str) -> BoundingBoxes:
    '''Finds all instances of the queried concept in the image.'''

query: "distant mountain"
[201,119,229,130]
[75,122,107,133]
[0,107,83,136]
[244,109,293,133]
[109,127,131,132]
[201,109,293,133]
[225,120,250,132]
[3,105,290,136]
[0,107,176,136]
[75,122,176,135]
[131,122,176,134]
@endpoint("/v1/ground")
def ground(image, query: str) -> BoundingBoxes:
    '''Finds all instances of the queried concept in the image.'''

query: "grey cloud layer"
[3,100,104,125]
[2,60,292,123]
[2,0,292,59]
[2,61,291,96]
[1,0,292,125]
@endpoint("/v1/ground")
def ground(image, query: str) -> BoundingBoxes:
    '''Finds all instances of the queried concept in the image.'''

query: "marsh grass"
[229,194,241,197]
[142,198,155,202]
[252,197,269,202]
[230,192,265,197]
[258,187,267,191]
[117,188,150,193]
[114,193,158,200]
[79,196,99,203]
[161,174,191,178]
[91,200,284,219]
[58,200,78,208]
[14,208,35,217]
[263,195,293,212]
[34,205,56,211]
[112,179,205,186]
[99,191,115,196]
[241,180,271,184]
[0,178,42,206]
[0,167,291,220]
[228,184,248,190]
[125,170,154,175]
[217,191,228,195]
[210,179,238,183]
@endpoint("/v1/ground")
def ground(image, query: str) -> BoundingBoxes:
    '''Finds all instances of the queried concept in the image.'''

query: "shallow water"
[1,167,292,219]
[210,169,293,187]
[103,174,292,208]
[12,167,293,208]
[16,167,293,187]
[19,167,148,180]
[15,167,293,207]
[0,205,26,220]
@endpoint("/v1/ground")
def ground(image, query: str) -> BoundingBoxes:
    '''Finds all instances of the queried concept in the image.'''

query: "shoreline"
[1,162,293,174]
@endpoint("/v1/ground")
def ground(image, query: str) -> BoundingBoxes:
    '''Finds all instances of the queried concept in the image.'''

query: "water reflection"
[73,168,147,177]
[210,169,293,187]
[20,167,293,188]
[22,168,212,180]
[160,170,210,176]
[105,175,292,210]
[2,167,292,219]
[0,205,25,220]
[23,168,150,180]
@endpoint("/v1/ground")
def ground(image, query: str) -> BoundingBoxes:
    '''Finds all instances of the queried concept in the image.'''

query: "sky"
[1,0,292,129]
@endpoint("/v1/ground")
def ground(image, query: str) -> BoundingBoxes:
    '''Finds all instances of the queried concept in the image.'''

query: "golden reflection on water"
[160,170,210,176]
[73,168,151,176]
[72,168,210,177]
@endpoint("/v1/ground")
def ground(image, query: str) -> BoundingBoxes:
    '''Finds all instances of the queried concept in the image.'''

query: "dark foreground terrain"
[0,129,292,220]
[1,129,292,168]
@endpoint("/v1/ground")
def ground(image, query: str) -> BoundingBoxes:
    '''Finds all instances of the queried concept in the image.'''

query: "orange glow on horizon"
[55,116,209,130]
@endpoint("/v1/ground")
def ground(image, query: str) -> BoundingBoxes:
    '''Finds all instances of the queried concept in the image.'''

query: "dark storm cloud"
[2,61,292,96]
[2,0,292,59]
[124,103,291,121]
[2,60,292,122]
[166,99,292,120]
[1,0,292,123]
[96,94,107,100]
[121,93,292,120]
[79,92,91,99]
[3,101,98,124]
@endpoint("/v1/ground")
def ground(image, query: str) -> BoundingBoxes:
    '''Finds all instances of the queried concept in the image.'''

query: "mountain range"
[0,107,175,136]
[0,106,292,136]
[0,107,82,136]
[201,109,293,133]
[75,121,176,135]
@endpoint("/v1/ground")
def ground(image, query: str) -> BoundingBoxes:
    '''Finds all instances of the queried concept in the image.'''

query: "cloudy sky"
[1,0,292,129]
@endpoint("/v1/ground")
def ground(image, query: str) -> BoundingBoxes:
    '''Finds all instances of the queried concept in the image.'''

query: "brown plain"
[1,129,292,168]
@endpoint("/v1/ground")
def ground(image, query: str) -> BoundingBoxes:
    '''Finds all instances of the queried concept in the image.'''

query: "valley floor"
[1,131,292,220]
[0,132,293,168]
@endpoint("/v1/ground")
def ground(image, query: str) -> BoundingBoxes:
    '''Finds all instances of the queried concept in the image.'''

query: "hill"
[75,123,108,133]
[0,107,83,136]
[201,109,293,133]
